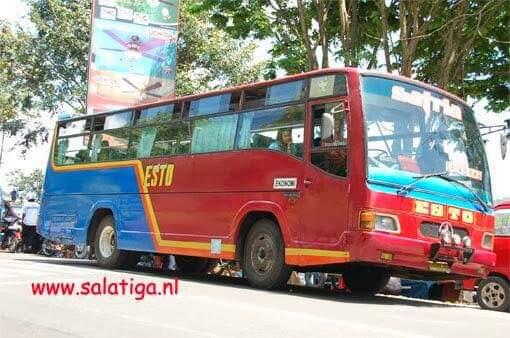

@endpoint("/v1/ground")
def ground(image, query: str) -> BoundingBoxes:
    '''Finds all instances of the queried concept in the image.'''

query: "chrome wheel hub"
[481,282,506,309]
[99,226,115,258]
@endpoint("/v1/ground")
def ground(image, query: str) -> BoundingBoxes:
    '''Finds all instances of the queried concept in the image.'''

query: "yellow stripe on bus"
[285,248,350,258]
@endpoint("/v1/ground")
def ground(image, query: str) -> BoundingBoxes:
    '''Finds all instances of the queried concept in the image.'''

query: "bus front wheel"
[94,215,128,269]
[342,266,390,295]
[242,219,292,290]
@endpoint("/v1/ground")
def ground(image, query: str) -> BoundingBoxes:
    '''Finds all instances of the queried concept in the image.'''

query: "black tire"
[242,219,292,290]
[175,255,217,274]
[94,215,129,269]
[7,237,19,253]
[74,245,90,259]
[122,252,141,270]
[477,276,510,312]
[343,266,390,295]
[40,240,56,257]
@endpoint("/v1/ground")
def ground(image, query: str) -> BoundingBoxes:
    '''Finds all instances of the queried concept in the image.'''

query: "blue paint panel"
[40,164,155,252]
[368,167,491,212]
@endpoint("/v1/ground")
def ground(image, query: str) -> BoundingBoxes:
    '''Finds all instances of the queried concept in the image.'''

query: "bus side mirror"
[502,119,510,160]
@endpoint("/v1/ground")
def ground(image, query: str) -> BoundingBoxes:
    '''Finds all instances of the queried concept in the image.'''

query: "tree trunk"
[377,0,392,72]
[338,0,351,66]
[316,0,329,68]
[297,0,318,70]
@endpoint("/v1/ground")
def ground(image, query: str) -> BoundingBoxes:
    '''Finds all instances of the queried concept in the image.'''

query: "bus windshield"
[361,76,491,205]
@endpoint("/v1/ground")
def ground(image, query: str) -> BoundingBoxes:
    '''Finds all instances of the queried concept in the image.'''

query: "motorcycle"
[40,238,92,259]
[0,215,22,253]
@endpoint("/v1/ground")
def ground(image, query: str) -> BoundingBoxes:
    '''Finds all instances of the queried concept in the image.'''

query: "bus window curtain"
[56,139,69,165]
[90,135,101,162]
[237,112,254,149]
[191,115,238,153]
[137,127,157,158]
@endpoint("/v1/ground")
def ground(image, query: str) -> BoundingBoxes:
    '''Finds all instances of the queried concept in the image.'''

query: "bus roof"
[66,67,467,122]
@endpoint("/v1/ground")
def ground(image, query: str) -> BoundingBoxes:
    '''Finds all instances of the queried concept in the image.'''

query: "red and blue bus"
[40,68,496,292]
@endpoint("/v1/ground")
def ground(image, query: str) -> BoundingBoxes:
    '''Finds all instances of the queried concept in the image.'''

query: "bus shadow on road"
[16,255,472,309]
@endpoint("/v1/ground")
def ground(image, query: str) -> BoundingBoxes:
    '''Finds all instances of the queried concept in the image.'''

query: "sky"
[0,1,509,201]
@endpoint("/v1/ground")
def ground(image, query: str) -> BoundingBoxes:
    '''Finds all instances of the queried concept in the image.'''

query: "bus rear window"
[93,111,132,131]
[54,135,91,165]
[57,119,92,137]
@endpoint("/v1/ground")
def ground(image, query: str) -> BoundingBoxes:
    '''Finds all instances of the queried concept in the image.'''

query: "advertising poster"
[86,0,179,113]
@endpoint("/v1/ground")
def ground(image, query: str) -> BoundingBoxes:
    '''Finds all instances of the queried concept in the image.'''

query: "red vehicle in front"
[476,201,510,312]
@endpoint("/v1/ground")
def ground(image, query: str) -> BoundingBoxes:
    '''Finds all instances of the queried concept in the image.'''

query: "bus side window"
[54,135,91,165]
[90,129,130,162]
[237,104,305,158]
[129,121,191,158]
[310,102,348,177]
[191,115,238,153]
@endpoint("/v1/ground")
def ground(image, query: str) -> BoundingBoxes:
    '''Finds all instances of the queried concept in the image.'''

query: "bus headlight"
[375,215,400,233]
[359,212,400,233]
[482,233,494,250]
[462,236,472,248]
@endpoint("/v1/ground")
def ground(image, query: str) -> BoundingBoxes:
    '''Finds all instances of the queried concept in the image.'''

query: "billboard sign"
[87,0,179,113]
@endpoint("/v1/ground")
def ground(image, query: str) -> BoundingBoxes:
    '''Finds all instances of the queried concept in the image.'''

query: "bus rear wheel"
[343,266,390,295]
[175,255,217,274]
[94,215,128,269]
[242,219,291,290]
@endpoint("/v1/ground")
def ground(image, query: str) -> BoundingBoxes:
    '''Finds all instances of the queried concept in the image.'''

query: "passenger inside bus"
[269,129,298,155]
[97,140,111,162]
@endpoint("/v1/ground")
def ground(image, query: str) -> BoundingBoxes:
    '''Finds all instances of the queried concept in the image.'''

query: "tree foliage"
[195,0,509,112]
[176,0,267,95]
[0,0,266,149]
[8,169,44,198]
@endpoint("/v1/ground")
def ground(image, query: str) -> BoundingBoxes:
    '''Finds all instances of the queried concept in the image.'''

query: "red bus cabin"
[40,68,496,292]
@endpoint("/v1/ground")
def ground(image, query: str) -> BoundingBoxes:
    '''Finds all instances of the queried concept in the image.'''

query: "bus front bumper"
[343,231,496,279]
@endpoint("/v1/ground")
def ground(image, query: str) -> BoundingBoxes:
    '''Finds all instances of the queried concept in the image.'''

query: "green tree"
[8,169,44,198]
[0,0,266,149]
[176,0,266,95]
[193,0,380,73]
[375,0,509,112]
[196,0,509,112]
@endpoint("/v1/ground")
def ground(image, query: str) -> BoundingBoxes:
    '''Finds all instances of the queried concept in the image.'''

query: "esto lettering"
[144,163,174,188]
[414,200,474,224]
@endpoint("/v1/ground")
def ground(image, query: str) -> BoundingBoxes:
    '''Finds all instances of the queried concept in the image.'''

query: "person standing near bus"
[21,192,41,253]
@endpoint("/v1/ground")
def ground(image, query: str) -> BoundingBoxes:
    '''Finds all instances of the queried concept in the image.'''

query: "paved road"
[0,252,507,338]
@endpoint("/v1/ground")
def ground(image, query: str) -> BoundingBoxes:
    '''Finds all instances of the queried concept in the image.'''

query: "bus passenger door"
[299,99,350,245]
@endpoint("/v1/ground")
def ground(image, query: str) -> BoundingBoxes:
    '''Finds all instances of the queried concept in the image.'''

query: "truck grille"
[420,222,469,239]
